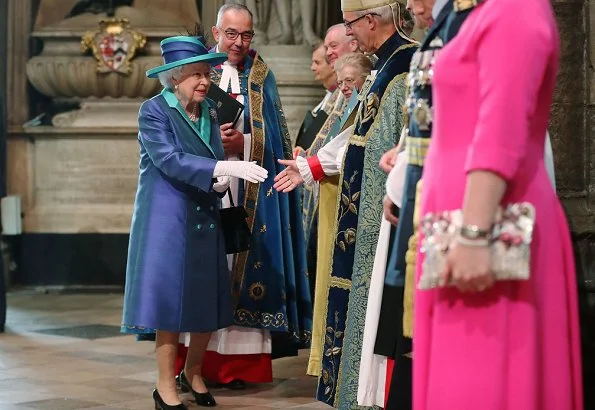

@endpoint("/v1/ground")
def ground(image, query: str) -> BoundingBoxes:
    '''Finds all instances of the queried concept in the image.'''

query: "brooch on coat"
[413,99,433,131]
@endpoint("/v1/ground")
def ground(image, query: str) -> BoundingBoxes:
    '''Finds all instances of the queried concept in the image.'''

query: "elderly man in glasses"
[174,3,312,392]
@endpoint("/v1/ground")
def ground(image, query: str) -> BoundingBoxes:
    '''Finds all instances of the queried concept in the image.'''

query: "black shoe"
[177,370,217,407]
[219,379,246,390]
[153,389,188,410]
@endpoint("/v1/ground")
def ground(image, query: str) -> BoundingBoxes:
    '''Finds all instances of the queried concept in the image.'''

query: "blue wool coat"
[121,89,233,333]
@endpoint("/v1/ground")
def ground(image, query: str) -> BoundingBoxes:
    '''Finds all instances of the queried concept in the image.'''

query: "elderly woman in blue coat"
[121,35,267,410]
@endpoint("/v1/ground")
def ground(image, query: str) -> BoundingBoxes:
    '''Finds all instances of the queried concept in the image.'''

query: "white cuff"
[296,155,315,185]
[386,151,407,208]
[243,133,252,160]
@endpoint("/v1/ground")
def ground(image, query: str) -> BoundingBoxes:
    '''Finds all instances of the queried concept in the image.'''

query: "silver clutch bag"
[418,202,536,290]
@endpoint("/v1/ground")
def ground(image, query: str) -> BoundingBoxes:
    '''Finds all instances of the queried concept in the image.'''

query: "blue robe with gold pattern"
[316,32,416,407]
[211,52,312,345]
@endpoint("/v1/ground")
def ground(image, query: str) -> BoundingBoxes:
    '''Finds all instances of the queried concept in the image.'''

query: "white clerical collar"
[216,46,240,93]
[216,45,238,69]
[432,0,450,19]
[220,65,241,94]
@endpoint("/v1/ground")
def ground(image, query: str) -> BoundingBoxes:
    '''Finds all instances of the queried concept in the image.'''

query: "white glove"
[213,160,268,183]
[212,176,231,193]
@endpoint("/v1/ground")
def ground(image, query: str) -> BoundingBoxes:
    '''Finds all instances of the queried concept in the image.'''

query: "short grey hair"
[355,2,414,34]
[326,23,347,36]
[216,3,253,27]
[355,4,395,25]
[157,66,183,90]
[334,53,373,77]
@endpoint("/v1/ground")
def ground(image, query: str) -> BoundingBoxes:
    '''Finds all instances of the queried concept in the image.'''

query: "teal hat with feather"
[146,36,228,79]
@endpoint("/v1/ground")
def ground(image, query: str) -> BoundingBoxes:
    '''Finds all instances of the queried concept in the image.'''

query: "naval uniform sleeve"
[138,99,217,192]
[464,4,552,181]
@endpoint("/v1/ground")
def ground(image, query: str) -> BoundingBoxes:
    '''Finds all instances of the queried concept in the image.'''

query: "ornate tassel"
[403,179,423,339]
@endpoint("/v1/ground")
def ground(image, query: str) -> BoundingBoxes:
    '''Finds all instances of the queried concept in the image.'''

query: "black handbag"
[219,189,252,254]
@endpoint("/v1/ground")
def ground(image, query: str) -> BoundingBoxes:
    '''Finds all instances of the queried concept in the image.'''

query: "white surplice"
[356,149,407,407]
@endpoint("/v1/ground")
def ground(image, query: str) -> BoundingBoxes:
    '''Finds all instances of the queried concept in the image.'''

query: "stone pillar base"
[52,98,143,128]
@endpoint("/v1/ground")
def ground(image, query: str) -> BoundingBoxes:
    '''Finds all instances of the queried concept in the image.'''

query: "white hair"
[355,2,415,39]
[326,23,347,36]
[216,3,253,27]
[355,4,396,24]
[157,66,183,90]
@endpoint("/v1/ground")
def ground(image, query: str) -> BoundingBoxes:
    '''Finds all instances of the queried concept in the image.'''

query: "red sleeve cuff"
[307,156,325,181]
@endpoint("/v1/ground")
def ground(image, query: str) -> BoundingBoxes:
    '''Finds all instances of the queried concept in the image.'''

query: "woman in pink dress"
[414,0,583,409]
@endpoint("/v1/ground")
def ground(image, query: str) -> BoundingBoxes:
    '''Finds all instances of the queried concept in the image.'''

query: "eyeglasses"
[220,28,255,42]
[337,77,364,88]
[343,13,379,29]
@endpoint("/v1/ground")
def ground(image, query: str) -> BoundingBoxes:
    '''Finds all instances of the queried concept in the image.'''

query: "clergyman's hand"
[220,123,244,156]
[274,159,304,193]
[383,195,399,226]
[379,146,399,174]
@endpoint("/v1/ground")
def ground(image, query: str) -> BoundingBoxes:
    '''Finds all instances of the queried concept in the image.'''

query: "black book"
[295,110,329,150]
[295,110,315,147]
[207,84,244,127]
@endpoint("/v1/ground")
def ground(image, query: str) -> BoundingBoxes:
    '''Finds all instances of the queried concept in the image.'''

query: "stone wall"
[551,1,595,405]
[551,0,595,291]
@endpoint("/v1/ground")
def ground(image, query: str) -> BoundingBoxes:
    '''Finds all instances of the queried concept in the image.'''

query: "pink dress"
[414,1,583,409]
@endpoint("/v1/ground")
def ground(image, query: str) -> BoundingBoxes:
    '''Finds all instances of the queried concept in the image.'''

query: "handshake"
[212,160,268,193]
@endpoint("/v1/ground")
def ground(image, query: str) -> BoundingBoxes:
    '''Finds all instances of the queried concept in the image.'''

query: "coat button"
[209,223,215,229]
[197,224,202,230]
[196,206,201,212]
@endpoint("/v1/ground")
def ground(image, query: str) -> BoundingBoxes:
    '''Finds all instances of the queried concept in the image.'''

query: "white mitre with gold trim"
[341,0,401,12]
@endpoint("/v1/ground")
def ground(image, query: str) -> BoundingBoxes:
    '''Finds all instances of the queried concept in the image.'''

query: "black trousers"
[385,335,412,410]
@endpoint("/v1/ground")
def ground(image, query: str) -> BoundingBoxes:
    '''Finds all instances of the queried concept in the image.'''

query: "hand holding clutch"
[418,202,535,291]
[212,176,231,193]
[213,161,268,183]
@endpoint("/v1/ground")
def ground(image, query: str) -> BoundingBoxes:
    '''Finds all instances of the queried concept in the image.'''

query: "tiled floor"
[0,291,329,409]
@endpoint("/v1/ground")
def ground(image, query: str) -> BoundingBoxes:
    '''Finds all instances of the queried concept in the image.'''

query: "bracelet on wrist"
[455,235,490,247]
[459,224,492,240]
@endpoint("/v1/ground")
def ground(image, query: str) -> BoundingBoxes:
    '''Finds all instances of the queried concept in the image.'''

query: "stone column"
[0,1,8,109]
[201,0,226,32]
[6,0,34,219]
[0,0,9,298]
[7,0,33,127]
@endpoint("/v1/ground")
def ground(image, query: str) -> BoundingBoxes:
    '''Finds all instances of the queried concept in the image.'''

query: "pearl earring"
[174,84,178,91]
